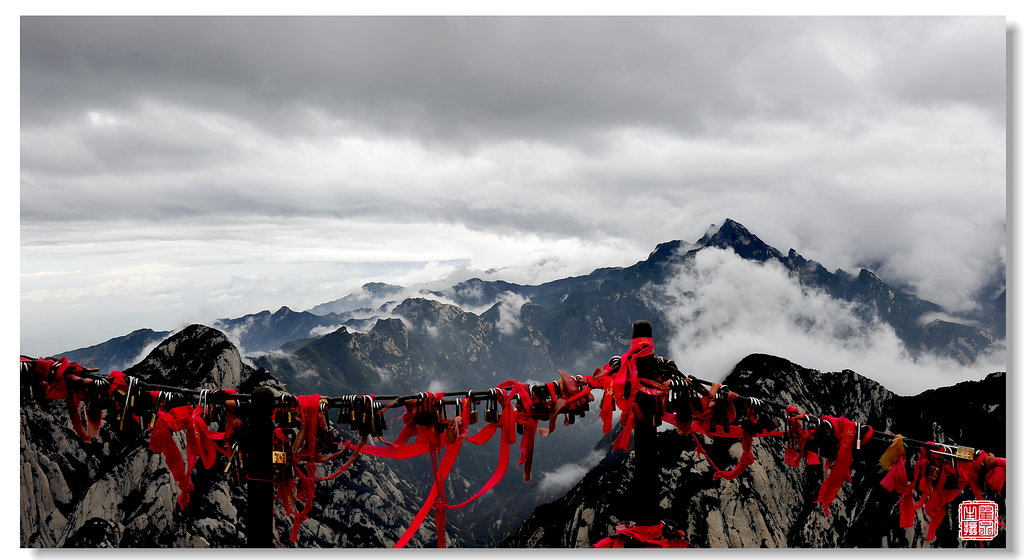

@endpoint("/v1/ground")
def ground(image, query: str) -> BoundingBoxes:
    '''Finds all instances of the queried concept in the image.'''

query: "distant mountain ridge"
[58,219,1001,377]
[60,328,171,375]
[425,219,1001,363]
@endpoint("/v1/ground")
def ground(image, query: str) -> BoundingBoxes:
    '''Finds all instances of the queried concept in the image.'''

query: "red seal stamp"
[958,500,999,541]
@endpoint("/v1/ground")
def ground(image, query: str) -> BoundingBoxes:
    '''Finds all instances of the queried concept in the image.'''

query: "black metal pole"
[244,387,277,548]
[630,320,662,528]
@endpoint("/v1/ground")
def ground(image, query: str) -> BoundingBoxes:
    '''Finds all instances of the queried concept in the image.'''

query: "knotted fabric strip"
[593,522,690,548]
[148,404,197,509]
[879,454,916,528]
[815,415,872,517]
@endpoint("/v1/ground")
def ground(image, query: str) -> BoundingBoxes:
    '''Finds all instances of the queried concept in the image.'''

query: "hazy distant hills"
[60,328,171,375]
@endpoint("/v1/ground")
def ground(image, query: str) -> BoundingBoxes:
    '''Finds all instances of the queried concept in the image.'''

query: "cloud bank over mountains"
[21,17,1005,357]
[658,247,1004,395]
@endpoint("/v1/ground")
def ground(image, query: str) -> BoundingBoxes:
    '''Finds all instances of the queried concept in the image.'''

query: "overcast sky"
[20,16,1006,363]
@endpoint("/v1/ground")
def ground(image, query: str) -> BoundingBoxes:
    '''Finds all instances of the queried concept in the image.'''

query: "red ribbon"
[148,403,228,510]
[594,522,690,548]
[25,357,105,443]
[281,394,324,542]
[879,454,916,528]
[910,446,1004,541]
[148,405,196,509]
[391,393,471,548]
[815,416,871,517]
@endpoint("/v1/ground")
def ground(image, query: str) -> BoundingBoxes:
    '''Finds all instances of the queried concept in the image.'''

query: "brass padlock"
[272,450,288,464]
[484,395,499,423]
[955,446,975,460]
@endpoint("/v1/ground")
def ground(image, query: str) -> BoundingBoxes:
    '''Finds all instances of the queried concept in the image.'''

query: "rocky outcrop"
[20,325,444,548]
[504,354,1005,548]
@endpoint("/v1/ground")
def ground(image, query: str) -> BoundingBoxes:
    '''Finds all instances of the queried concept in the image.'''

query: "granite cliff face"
[20,326,454,548]
[503,354,1005,548]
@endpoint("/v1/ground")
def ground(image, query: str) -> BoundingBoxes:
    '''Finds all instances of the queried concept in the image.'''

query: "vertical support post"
[631,320,662,528]
[244,387,277,548]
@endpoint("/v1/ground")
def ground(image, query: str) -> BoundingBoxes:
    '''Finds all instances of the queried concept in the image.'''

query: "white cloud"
[537,450,605,494]
[308,324,343,338]
[496,292,530,336]
[427,378,448,393]
[657,247,1004,395]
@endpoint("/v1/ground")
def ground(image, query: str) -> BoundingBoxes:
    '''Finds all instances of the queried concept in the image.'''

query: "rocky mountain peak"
[445,278,525,308]
[698,218,784,262]
[392,297,468,329]
[124,324,249,390]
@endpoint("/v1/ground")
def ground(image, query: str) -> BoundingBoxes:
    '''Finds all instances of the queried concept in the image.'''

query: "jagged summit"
[123,324,245,389]
[696,218,785,262]
[123,323,284,394]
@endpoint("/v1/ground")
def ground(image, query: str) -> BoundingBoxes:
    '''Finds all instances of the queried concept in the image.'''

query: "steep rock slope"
[504,354,1005,548]
[20,325,455,548]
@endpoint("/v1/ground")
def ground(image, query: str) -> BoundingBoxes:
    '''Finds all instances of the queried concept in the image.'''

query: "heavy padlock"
[336,403,347,430]
[375,409,387,437]
[272,436,289,466]
[484,392,499,423]
[367,404,377,437]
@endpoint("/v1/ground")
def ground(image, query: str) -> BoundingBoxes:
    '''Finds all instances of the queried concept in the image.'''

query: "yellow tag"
[878,435,905,472]
[272,451,287,464]
[955,446,975,460]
